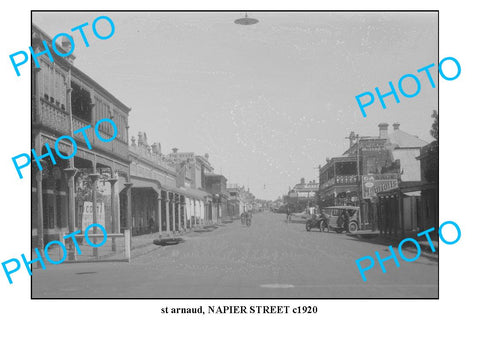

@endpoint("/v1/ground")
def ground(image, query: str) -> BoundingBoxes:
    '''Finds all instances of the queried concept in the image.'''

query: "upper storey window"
[71,81,92,122]
[39,60,66,110]
[94,96,113,136]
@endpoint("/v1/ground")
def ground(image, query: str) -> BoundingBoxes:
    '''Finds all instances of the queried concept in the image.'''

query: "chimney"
[378,123,389,139]
[61,36,71,53]
[143,132,148,146]
[172,147,178,153]
[61,36,75,64]
[300,177,305,185]
[204,153,209,159]
[393,122,400,131]
[151,143,158,154]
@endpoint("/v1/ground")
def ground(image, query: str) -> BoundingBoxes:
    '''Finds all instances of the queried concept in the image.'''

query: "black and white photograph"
[29,11,440,299]
[5,0,480,338]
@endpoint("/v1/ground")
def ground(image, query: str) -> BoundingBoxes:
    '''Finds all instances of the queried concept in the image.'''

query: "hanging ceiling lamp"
[234,12,259,25]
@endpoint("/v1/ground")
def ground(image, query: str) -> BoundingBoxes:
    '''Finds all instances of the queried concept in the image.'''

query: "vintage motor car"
[305,206,360,233]
[305,213,327,232]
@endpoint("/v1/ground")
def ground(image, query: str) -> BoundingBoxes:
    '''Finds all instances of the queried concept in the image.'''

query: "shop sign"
[81,201,105,231]
[360,140,385,151]
[297,191,314,198]
[362,174,398,199]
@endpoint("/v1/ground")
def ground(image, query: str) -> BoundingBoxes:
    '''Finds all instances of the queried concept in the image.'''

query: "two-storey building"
[129,135,211,236]
[205,174,228,222]
[285,178,319,212]
[318,123,427,231]
[165,149,214,225]
[32,25,131,258]
[226,184,243,218]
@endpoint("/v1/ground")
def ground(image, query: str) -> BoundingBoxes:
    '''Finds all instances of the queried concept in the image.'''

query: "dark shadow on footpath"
[343,231,439,262]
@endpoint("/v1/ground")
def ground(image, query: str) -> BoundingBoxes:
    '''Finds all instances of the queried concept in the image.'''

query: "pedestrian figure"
[246,211,252,226]
[286,206,291,223]
[319,209,326,220]
[148,217,155,234]
[340,209,350,232]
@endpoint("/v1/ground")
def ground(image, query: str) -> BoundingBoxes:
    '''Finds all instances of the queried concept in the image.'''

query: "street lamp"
[234,12,259,25]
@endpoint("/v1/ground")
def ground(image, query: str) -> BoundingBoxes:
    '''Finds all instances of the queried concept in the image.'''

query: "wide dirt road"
[32,211,438,298]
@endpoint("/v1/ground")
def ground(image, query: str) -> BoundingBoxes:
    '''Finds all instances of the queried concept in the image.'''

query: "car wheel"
[348,222,358,233]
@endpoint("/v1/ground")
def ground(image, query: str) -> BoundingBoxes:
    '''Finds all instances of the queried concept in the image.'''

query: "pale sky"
[33,11,438,200]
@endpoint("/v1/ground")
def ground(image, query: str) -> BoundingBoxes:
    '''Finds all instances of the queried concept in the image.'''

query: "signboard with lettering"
[360,140,386,151]
[297,191,315,198]
[362,174,398,199]
[81,201,105,231]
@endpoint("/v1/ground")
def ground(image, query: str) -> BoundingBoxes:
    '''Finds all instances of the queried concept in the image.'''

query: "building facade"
[165,149,214,225]
[205,174,228,222]
[129,135,211,236]
[32,25,131,258]
[318,123,428,231]
[416,140,439,231]
[32,23,259,253]
[285,178,319,212]
[227,184,255,218]
[375,123,428,235]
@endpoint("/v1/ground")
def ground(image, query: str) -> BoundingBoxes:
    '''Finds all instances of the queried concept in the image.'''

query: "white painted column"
[183,197,187,230]
[172,193,176,233]
[177,195,182,231]
[157,191,163,236]
[189,199,194,228]
[165,192,170,235]
[193,199,197,227]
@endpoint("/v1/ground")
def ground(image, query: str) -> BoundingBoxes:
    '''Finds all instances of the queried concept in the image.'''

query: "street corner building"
[317,122,438,237]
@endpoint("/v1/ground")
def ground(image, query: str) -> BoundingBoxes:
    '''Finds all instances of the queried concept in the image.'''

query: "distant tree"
[425,110,439,183]
[430,110,438,140]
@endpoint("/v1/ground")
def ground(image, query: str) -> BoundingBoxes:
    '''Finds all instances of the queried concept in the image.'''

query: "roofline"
[323,206,360,210]
[320,156,358,172]
[343,137,388,155]
[32,23,131,114]
[128,151,177,177]
[205,173,227,180]
[195,155,214,170]
[391,146,424,150]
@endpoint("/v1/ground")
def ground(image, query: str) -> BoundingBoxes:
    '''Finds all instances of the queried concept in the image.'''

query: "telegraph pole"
[313,165,320,208]
[356,135,363,229]
[65,67,78,260]
[345,133,362,228]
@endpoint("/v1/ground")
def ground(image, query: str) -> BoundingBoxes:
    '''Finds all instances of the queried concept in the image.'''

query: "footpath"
[347,230,439,261]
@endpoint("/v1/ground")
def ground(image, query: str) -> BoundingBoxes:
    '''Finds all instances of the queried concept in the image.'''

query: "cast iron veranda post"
[107,173,118,251]
[89,172,101,258]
